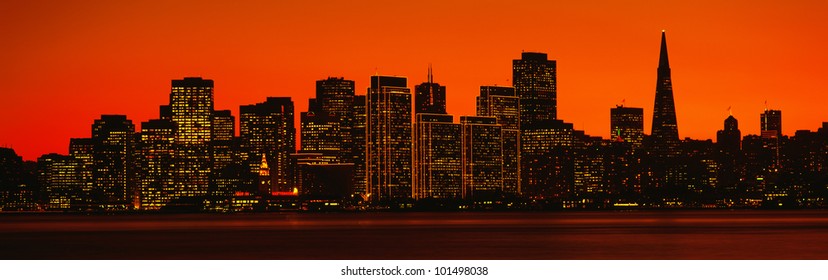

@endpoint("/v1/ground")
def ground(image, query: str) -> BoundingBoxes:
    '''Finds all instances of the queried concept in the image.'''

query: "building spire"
[651,30,680,158]
[428,63,433,84]
[658,31,670,71]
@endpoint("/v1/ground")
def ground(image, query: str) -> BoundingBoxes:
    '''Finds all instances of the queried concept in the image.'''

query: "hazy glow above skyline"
[1,1,827,160]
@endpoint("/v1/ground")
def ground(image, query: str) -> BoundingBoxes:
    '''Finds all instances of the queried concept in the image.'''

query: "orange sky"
[1,1,827,161]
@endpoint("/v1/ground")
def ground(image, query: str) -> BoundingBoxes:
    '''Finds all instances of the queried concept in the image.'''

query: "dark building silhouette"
[717,115,741,154]
[681,139,718,197]
[413,114,462,199]
[760,109,783,168]
[761,109,782,138]
[610,105,644,149]
[650,31,680,158]
[513,52,557,128]
[91,115,135,209]
[0,148,37,211]
[521,120,577,198]
[240,97,296,193]
[296,161,354,199]
[716,114,743,190]
[476,85,520,195]
[414,65,447,115]
[366,76,412,203]
[573,135,606,198]
[170,77,214,199]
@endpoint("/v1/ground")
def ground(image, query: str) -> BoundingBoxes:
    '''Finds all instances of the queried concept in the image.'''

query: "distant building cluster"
[1,32,826,212]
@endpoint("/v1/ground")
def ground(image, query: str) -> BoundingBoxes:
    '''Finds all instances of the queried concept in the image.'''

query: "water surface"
[1,210,827,259]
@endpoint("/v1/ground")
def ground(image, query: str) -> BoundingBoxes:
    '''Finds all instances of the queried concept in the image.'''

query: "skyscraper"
[717,114,741,154]
[91,115,135,209]
[760,108,783,168]
[366,76,412,203]
[240,97,296,193]
[477,86,519,130]
[351,95,368,196]
[650,31,680,158]
[68,138,94,205]
[513,52,557,129]
[414,66,447,115]
[37,154,88,211]
[210,110,237,197]
[300,110,341,162]
[761,109,782,138]
[476,85,520,195]
[315,77,356,161]
[461,116,503,198]
[138,119,176,210]
[610,105,644,149]
[521,120,576,197]
[413,114,462,200]
[716,114,742,189]
[170,77,214,199]
[0,148,26,210]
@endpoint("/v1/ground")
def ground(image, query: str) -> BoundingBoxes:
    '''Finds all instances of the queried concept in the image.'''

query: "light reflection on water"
[1,210,827,259]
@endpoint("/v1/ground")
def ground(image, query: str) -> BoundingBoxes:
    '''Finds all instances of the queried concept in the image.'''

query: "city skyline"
[2,1,828,161]
[6,28,827,211]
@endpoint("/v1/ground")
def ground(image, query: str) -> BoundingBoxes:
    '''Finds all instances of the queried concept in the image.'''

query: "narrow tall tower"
[650,31,680,158]
[414,65,447,115]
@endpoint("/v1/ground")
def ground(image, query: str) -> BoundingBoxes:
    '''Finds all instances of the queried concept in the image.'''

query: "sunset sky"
[1,1,827,160]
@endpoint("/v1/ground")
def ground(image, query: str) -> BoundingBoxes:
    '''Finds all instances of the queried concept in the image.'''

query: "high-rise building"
[476,85,520,195]
[610,105,644,149]
[170,77,214,199]
[477,86,519,130]
[37,154,89,211]
[366,76,412,203]
[300,111,341,162]
[414,66,447,115]
[760,108,783,168]
[351,95,368,196]
[0,148,27,210]
[461,116,503,198]
[138,119,176,210]
[212,110,235,165]
[513,52,557,129]
[315,77,356,161]
[69,138,95,168]
[761,109,782,138]
[573,136,606,196]
[91,115,135,209]
[413,114,462,200]
[213,110,236,141]
[717,114,741,154]
[240,97,296,193]
[716,114,742,189]
[521,120,577,197]
[210,110,237,197]
[650,31,680,158]
[68,138,95,204]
